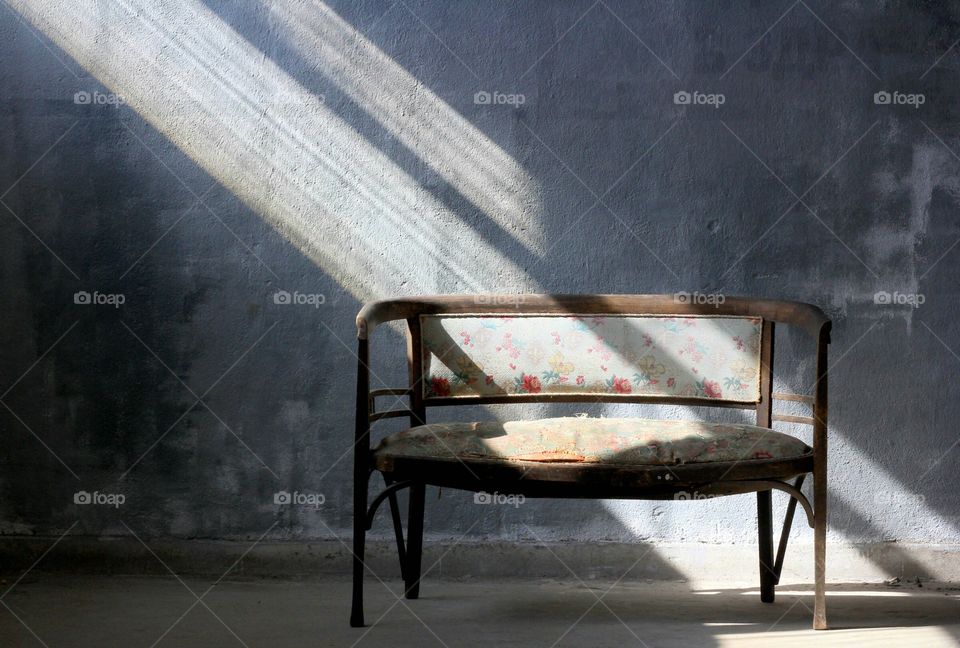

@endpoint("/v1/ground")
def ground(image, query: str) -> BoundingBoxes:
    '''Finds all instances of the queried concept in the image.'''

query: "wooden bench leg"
[757,490,776,603]
[813,463,828,629]
[404,483,426,599]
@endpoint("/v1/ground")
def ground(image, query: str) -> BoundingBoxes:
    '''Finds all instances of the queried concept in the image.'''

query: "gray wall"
[1,0,958,555]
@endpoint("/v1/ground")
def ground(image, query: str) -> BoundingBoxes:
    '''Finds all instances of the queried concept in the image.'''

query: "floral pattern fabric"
[373,417,811,466]
[421,314,762,403]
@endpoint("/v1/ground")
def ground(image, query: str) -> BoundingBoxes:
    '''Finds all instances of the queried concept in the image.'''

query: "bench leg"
[350,470,368,627]
[404,483,426,599]
[757,490,776,603]
[813,465,828,629]
[385,481,408,582]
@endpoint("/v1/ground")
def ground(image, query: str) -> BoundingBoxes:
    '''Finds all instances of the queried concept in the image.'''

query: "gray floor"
[1,576,957,647]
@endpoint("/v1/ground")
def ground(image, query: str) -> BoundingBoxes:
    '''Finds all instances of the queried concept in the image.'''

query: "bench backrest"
[419,314,763,405]
[357,295,830,419]
[356,295,830,469]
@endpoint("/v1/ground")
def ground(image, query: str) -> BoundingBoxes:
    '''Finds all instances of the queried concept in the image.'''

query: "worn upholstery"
[373,417,810,467]
[420,314,762,403]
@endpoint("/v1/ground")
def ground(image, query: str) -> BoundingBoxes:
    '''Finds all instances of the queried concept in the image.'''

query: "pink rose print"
[431,377,450,397]
[613,376,632,394]
[667,377,675,388]
[485,375,494,385]
[501,332,521,359]
[681,337,704,363]
[522,374,542,394]
[576,375,585,385]
[753,450,773,460]
[703,379,722,399]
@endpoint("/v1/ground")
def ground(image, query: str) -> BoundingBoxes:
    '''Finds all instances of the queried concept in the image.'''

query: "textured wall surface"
[1,0,958,564]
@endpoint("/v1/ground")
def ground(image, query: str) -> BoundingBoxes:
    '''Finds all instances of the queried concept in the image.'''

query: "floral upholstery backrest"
[420,314,763,404]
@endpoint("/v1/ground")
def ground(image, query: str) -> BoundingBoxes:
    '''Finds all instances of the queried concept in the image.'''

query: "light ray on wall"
[269,0,544,256]
[9,0,537,298]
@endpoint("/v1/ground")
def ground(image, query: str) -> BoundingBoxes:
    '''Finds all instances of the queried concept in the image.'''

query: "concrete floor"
[0,576,957,647]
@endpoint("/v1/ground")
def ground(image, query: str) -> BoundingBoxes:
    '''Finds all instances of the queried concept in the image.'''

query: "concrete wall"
[1,0,958,576]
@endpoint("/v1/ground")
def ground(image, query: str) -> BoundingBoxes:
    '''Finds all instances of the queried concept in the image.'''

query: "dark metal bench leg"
[351,340,371,628]
[387,487,408,582]
[773,474,805,585]
[350,470,368,627]
[404,483,426,599]
[757,489,776,603]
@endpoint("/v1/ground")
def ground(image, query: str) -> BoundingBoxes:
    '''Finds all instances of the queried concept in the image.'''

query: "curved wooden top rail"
[356,294,830,340]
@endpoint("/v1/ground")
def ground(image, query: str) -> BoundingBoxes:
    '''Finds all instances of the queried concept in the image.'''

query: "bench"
[350,295,831,630]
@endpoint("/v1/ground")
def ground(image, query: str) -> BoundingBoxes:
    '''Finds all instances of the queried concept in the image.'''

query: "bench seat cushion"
[373,417,810,467]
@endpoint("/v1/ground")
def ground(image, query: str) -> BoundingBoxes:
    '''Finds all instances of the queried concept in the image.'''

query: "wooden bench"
[350,295,831,630]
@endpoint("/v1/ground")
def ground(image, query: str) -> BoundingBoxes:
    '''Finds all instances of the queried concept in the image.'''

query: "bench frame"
[350,295,831,630]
